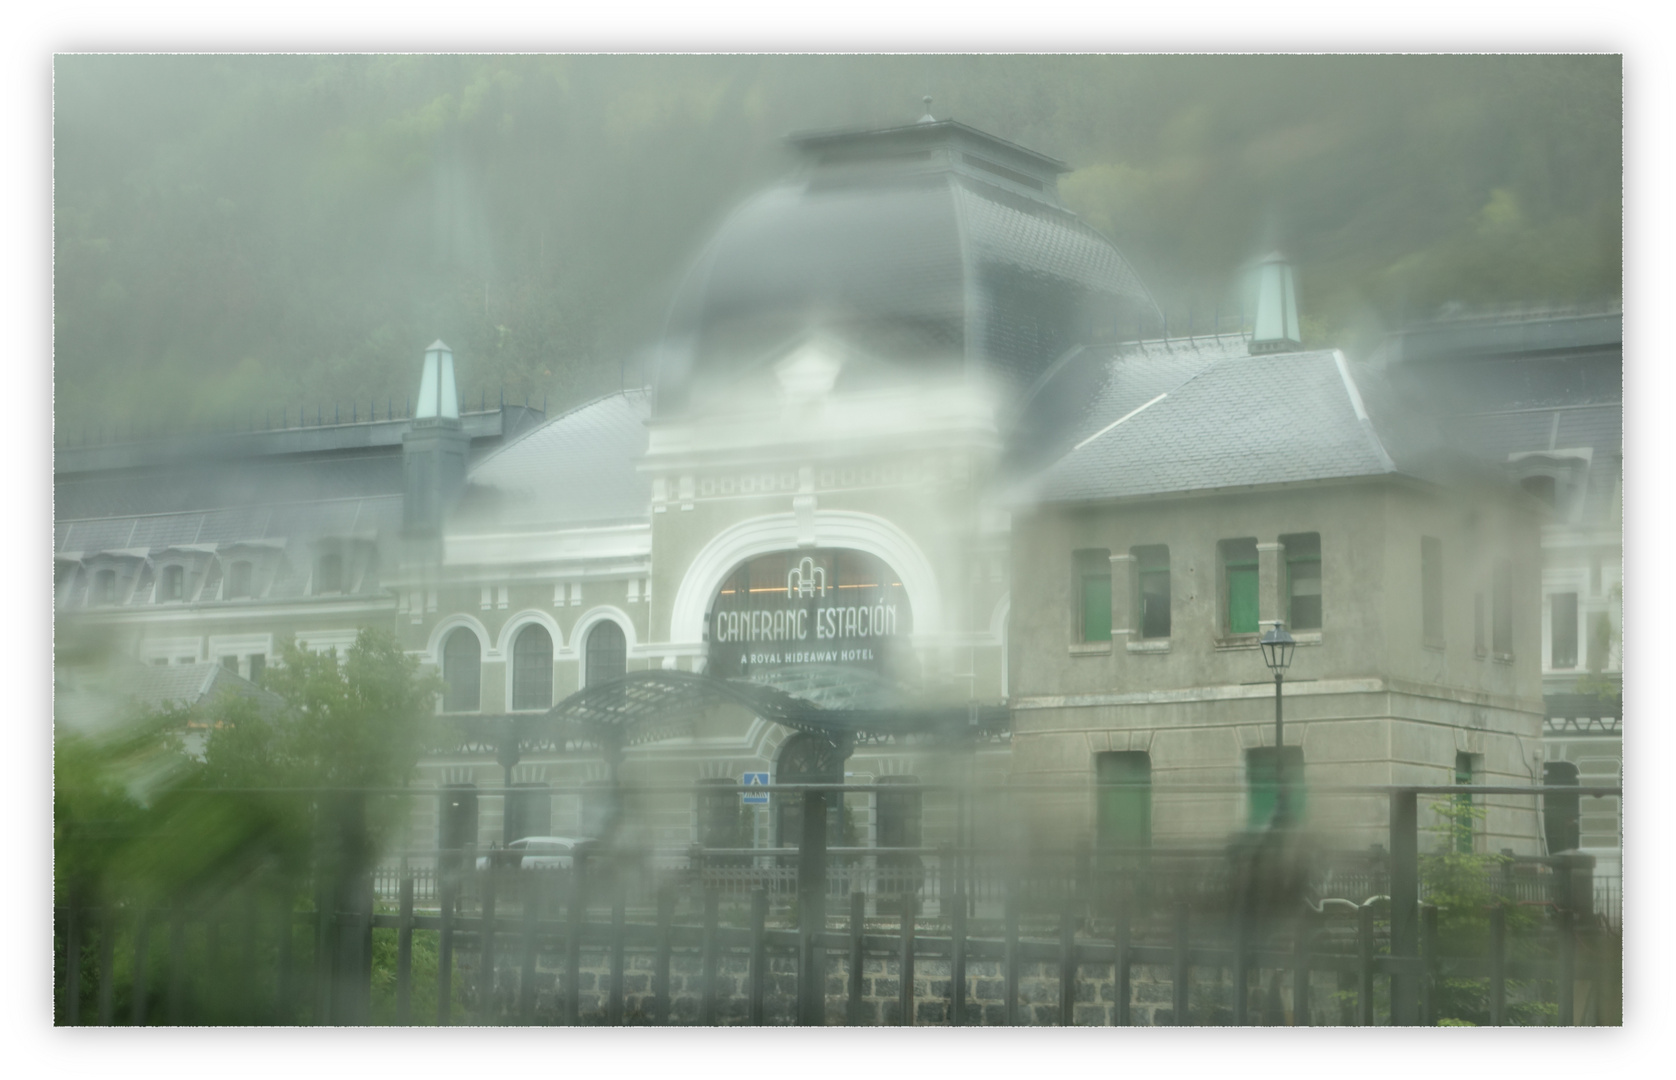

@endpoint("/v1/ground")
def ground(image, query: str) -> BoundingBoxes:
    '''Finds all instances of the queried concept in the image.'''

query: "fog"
[53,55,1620,437]
[51,55,1622,1029]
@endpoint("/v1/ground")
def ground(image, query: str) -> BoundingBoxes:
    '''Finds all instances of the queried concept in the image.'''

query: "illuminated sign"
[705,549,912,679]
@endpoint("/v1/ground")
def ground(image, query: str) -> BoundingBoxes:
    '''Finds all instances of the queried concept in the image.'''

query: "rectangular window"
[1074,548,1111,642]
[1542,761,1581,854]
[1492,560,1513,656]
[1550,592,1579,669]
[697,778,747,851]
[1133,545,1171,639]
[1095,751,1152,849]
[581,782,615,839]
[1474,593,1487,658]
[439,785,479,852]
[226,561,253,600]
[1453,753,1475,854]
[1421,537,1444,644]
[1587,611,1611,672]
[1221,539,1260,635]
[248,654,265,683]
[1282,533,1322,631]
[1245,746,1305,827]
[505,784,552,843]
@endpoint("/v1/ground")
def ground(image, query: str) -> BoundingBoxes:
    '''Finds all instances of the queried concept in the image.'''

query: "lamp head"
[1260,620,1295,673]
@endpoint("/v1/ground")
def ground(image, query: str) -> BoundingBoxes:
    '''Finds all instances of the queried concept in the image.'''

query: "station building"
[54,116,1565,864]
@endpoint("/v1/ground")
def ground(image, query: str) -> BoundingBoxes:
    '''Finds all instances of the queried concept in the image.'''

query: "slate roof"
[55,659,283,737]
[1022,346,1413,504]
[55,496,399,608]
[654,123,1160,416]
[459,390,653,528]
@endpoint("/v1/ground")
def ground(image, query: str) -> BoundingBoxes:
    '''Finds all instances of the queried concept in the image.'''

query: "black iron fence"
[55,783,1621,1026]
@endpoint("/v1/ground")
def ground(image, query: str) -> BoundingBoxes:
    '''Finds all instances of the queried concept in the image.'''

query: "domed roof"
[654,120,1160,417]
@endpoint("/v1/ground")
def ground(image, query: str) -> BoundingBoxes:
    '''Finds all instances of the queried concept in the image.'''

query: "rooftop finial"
[919,96,935,124]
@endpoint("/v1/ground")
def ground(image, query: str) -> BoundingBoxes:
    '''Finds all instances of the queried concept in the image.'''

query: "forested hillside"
[53,55,1620,436]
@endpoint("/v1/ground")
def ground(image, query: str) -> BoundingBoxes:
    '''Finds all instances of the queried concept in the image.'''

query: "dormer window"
[225,560,253,600]
[158,565,184,602]
[1520,474,1557,507]
[92,568,117,606]
[315,552,343,595]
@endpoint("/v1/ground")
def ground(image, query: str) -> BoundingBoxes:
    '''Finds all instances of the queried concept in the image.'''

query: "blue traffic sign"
[741,772,770,804]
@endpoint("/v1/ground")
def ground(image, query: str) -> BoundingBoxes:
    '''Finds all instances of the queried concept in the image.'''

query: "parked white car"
[475,836,596,871]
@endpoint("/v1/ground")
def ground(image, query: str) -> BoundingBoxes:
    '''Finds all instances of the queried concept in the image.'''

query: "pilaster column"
[1109,551,1136,645]
[1257,542,1285,629]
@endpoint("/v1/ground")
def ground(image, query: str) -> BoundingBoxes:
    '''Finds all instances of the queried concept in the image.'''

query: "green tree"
[53,627,442,1023]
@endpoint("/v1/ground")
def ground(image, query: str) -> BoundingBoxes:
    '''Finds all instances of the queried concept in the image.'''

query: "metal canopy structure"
[435,668,1011,766]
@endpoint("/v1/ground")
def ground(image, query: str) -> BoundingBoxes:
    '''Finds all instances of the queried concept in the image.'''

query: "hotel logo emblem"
[787,556,827,598]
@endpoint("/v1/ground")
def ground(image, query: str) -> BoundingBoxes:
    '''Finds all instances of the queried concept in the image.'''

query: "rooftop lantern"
[1248,252,1302,355]
[414,339,460,423]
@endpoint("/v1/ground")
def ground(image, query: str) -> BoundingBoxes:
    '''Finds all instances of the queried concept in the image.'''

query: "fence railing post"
[1489,904,1507,1026]
[749,888,768,1025]
[1419,903,1438,1026]
[1003,881,1020,1026]
[97,904,115,1026]
[437,853,457,1026]
[1558,907,1576,1026]
[608,885,627,1025]
[397,859,414,1024]
[1171,903,1190,1026]
[700,888,720,1025]
[518,872,539,1025]
[897,893,915,1026]
[1291,923,1310,1027]
[797,787,828,1026]
[951,885,968,1026]
[564,868,584,1025]
[1112,887,1131,1027]
[1357,904,1375,1026]
[478,859,497,1025]
[653,886,674,1025]
[848,890,867,1025]
[1059,899,1076,1026]
[167,901,186,1024]
[1388,789,1420,1024]
[275,892,294,1024]
[132,907,151,1026]
[1232,902,1249,1026]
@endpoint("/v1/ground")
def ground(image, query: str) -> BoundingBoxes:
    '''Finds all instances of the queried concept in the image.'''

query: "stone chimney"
[1248,252,1302,354]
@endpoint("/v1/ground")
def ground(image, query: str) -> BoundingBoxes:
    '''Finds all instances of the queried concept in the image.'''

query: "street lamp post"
[1259,620,1296,823]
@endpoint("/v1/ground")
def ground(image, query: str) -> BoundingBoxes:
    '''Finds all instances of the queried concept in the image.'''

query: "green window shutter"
[1246,747,1304,827]
[1082,574,1112,642]
[1227,566,1258,634]
[1096,752,1151,849]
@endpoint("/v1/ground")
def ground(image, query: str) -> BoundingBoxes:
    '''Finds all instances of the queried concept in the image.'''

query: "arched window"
[92,568,117,606]
[225,560,253,599]
[158,565,184,602]
[584,621,626,687]
[442,628,481,712]
[511,624,554,710]
[315,552,343,594]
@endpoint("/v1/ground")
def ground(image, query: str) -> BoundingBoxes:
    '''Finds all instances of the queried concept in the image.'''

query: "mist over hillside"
[52,55,1621,437]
